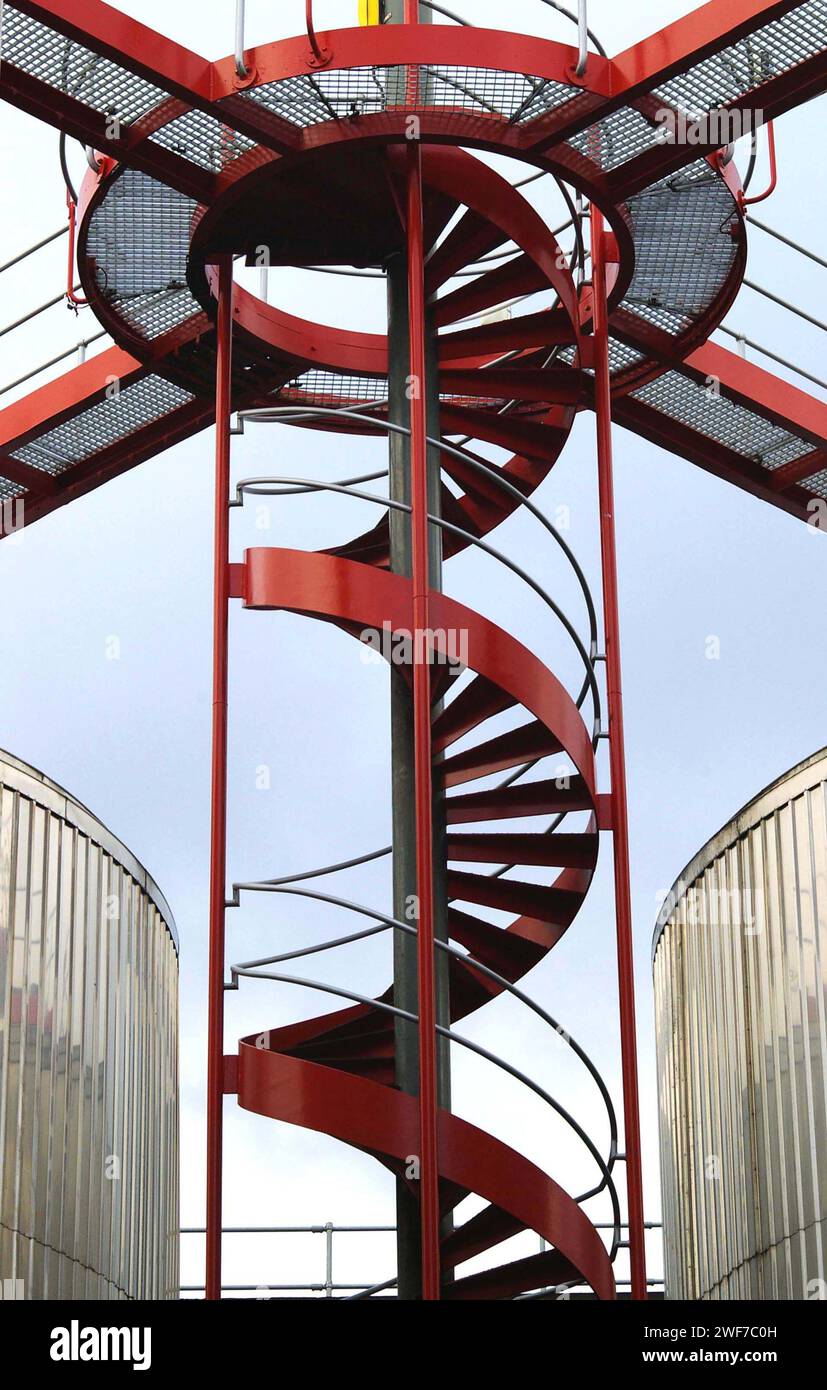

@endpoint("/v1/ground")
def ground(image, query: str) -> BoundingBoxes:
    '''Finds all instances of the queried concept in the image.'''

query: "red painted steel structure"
[1,0,826,1300]
[591,206,646,1302]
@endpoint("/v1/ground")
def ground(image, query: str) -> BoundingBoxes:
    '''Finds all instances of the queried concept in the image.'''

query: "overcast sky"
[1,0,825,1298]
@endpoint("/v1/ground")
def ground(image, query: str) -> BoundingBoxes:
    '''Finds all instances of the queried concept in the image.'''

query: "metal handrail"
[235,404,602,877]
[228,886,617,1166]
[0,226,67,276]
[179,1221,663,1298]
[235,0,249,79]
[746,214,827,271]
[716,325,827,394]
[232,471,601,723]
[0,332,107,398]
[0,286,82,340]
[236,404,601,645]
[227,884,621,1233]
[742,278,827,335]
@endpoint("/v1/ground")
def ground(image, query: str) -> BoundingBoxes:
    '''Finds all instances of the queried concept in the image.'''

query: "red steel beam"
[525,0,806,153]
[0,64,214,202]
[684,341,827,450]
[205,256,234,1302]
[610,0,801,97]
[0,346,144,453]
[771,448,827,491]
[606,56,827,203]
[406,136,442,1303]
[612,394,815,523]
[591,207,648,1302]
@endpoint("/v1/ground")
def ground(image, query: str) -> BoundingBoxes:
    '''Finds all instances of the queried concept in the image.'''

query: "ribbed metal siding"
[653,749,827,1299]
[0,751,178,1300]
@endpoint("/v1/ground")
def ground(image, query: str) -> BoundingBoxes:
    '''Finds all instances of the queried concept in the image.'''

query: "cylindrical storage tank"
[653,748,827,1300]
[0,749,178,1300]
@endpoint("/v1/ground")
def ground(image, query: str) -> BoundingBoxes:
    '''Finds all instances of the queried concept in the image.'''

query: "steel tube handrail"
[742,278,827,335]
[716,326,827,394]
[181,1224,396,1234]
[0,226,67,276]
[420,2,470,24]
[235,0,249,79]
[576,1,588,76]
[236,405,600,643]
[746,214,827,271]
[306,1,325,63]
[0,287,82,339]
[227,884,620,1228]
[235,404,601,865]
[0,331,107,398]
[233,473,600,722]
[232,954,621,1246]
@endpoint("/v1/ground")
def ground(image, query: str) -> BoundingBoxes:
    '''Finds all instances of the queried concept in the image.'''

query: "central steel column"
[386,0,449,1302]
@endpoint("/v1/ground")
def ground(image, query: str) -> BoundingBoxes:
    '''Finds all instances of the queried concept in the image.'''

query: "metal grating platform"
[624,162,738,318]
[3,4,167,124]
[237,63,576,129]
[150,109,257,173]
[632,370,819,470]
[0,475,25,502]
[577,0,827,174]
[10,375,195,475]
[653,0,827,117]
[84,169,202,340]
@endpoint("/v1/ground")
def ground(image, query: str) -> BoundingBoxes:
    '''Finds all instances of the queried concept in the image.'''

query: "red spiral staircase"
[2,0,826,1300]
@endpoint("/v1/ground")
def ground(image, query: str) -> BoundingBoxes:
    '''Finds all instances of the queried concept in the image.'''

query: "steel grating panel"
[2,4,167,124]
[632,369,819,469]
[607,339,646,373]
[239,64,575,128]
[573,2,827,175]
[804,469,827,498]
[85,169,201,340]
[0,476,26,502]
[625,300,694,336]
[559,338,645,377]
[278,369,553,410]
[10,375,195,475]
[654,0,827,118]
[567,103,660,173]
[278,371,388,405]
[150,109,257,172]
[441,394,512,408]
[624,162,738,317]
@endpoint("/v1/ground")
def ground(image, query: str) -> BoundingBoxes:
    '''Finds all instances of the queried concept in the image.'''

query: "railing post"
[324,1223,334,1298]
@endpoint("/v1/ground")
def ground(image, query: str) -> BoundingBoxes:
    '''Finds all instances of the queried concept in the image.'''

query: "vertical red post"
[590,206,648,1301]
[205,255,234,1302]
[406,140,441,1302]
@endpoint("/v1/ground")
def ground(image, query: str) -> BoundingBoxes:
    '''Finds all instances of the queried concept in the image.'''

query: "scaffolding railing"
[179,1222,663,1299]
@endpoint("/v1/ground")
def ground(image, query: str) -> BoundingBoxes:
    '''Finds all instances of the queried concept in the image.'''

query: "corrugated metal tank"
[0,749,179,1300]
[653,748,827,1300]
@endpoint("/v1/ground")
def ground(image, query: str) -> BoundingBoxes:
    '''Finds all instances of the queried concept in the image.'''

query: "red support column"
[591,205,648,1301]
[205,255,234,1302]
[406,140,441,1302]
